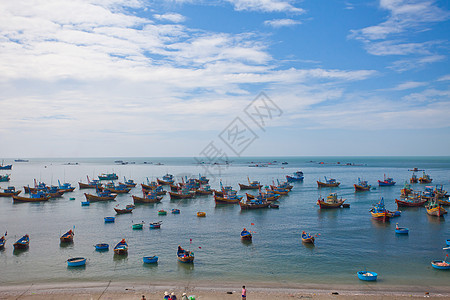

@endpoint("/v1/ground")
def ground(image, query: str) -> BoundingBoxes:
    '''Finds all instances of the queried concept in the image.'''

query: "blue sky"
[0,0,449,157]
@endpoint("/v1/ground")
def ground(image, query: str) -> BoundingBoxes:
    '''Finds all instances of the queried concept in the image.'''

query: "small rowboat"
[60,230,74,243]
[240,228,252,240]
[177,246,194,263]
[395,224,409,234]
[81,201,90,206]
[301,231,315,244]
[132,222,144,230]
[114,239,128,255]
[67,257,86,267]
[94,243,109,251]
[158,210,167,216]
[269,203,279,209]
[431,260,450,270]
[149,222,161,229]
[143,256,158,264]
[104,216,115,223]
[197,211,206,217]
[172,209,180,214]
[446,239,450,246]
[13,234,29,249]
[357,271,377,281]
[0,236,6,249]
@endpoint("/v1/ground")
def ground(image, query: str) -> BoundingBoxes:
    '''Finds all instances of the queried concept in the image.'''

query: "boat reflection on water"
[13,248,29,256]
[113,253,128,262]
[177,260,194,273]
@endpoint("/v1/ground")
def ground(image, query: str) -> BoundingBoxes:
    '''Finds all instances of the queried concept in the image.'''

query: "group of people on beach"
[162,291,185,300]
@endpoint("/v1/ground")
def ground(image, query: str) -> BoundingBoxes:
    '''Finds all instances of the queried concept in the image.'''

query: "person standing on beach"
[242,286,246,299]
[181,292,188,300]
[171,292,177,300]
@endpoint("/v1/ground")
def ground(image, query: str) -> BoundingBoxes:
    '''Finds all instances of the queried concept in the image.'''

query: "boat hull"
[84,193,117,202]
[95,243,109,251]
[0,190,21,197]
[238,183,262,190]
[371,212,390,222]
[143,256,158,263]
[317,199,345,209]
[67,257,86,267]
[132,195,162,204]
[354,184,370,191]
[426,206,447,217]
[169,192,195,199]
[317,181,340,187]
[431,261,450,270]
[105,187,131,194]
[12,195,50,202]
[357,271,377,281]
[239,201,270,210]
[214,195,241,204]
[395,198,427,207]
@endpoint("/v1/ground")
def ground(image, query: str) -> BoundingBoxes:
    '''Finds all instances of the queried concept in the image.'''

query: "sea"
[0,156,449,287]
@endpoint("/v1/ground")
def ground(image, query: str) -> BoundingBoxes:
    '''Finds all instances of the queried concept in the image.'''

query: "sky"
[0,0,449,157]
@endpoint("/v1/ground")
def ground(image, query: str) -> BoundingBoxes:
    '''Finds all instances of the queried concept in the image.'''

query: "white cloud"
[264,18,301,28]
[153,13,186,23]
[402,88,450,102]
[437,74,450,81]
[226,0,304,13]
[390,81,427,90]
[389,54,445,72]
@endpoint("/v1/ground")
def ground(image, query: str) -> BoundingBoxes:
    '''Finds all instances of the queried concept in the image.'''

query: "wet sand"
[1,281,449,299]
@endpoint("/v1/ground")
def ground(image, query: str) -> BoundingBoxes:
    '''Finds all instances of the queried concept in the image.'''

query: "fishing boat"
[439,198,450,206]
[395,223,409,234]
[84,189,117,202]
[67,257,86,267]
[158,210,167,215]
[157,174,175,185]
[431,260,450,270]
[60,229,74,243]
[14,159,28,162]
[172,208,180,214]
[13,191,50,202]
[214,183,235,197]
[113,239,128,255]
[169,188,195,200]
[104,216,115,223]
[301,231,315,244]
[45,186,64,199]
[317,193,346,209]
[0,162,12,170]
[141,178,159,190]
[81,201,90,206]
[149,221,162,229]
[275,179,293,190]
[78,176,102,189]
[0,186,21,197]
[370,198,391,222]
[270,185,290,195]
[143,256,158,263]
[419,172,432,183]
[240,228,252,240]
[104,182,131,194]
[114,204,135,214]
[410,173,418,183]
[132,190,163,204]
[0,235,6,248]
[395,195,428,207]
[269,203,279,208]
[197,211,206,217]
[195,184,213,195]
[435,185,449,199]
[119,177,136,188]
[238,177,262,190]
[0,174,10,182]
[13,234,29,249]
[286,171,304,182]
[354,178,371,191]
[196,174,209,184]
[177,246,194,263]
[214,190,242,204]
[246,192,280,202]
[378,174,396,186]
[98,173,118,180]
[317,176,340,188]
[357,271,377,281]
[400,182,413,197]
[94,243,109,251]
[426,197,447,217]
[132,222,144,230]
[56,180,75,192]
[239,199,271,210]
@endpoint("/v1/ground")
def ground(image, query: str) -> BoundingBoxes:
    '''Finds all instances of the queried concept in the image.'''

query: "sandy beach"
[1,281,449,300]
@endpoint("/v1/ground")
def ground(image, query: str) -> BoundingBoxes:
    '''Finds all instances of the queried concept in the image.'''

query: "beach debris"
[226,291,233,294]
[331,292,339,295]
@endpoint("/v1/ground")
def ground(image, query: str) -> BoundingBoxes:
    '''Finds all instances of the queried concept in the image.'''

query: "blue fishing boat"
[98,173,118,181]
[104,216,115,223]
[13,234,29,249]
[143,256,158,263]
[0,186,21,197]
[0,174,10,182]
[67,257,86,267]
[120,177,136,187]
[149,222,162,229]
[79,176,102,189]
[395,223,409,234]
[447,239,450,246]
[357,271,377,281]
[286,171,304,182]
[0,161,12,170]
[370,198,391,222]
[240,228,252,240]
[172,209,180,214]
[157,174,174,185]
[196,174,209,184]
[81,201,90,206]
[56,180,75,192]
[431,260,450,270]
[94,243,109,251]
[378,174,396,186]
[114,239,128,255]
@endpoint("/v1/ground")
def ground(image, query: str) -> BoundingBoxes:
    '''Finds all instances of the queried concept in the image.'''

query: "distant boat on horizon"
[14,159,29,162]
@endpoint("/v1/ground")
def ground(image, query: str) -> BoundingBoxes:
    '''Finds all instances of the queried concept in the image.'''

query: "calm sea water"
[0,157,449,286]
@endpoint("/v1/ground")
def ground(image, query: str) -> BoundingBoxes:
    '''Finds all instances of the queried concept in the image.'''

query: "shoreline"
[1,281,450,299]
